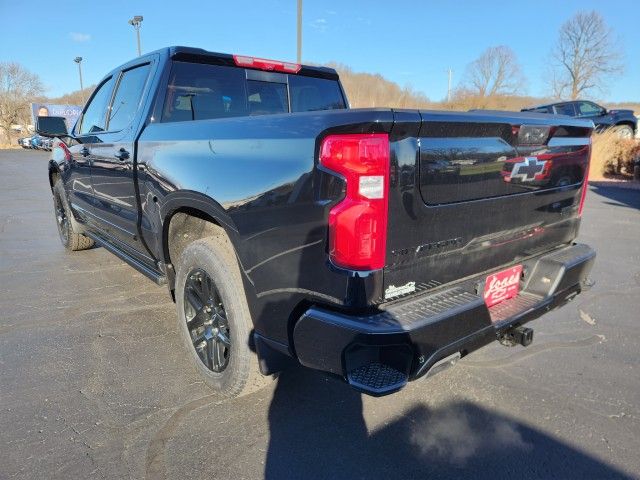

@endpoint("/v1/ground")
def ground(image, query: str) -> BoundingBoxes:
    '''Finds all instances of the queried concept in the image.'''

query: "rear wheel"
[175,236,271,397]
[52,180,94,251]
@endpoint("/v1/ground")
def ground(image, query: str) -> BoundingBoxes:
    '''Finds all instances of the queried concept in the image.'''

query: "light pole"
[128,15,143,56]
[74,57,84,92]
[296,0,302,63]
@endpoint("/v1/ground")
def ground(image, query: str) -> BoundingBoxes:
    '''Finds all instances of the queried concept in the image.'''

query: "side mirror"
[36,116,69,138]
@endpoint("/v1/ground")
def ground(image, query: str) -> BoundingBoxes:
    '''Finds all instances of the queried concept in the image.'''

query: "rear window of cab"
[161,61,345,122]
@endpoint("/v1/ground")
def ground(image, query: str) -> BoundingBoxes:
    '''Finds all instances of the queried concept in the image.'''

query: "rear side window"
[78,77,114,134]
[108,64,151,131]
[530,107,550,114]
[163,62,248,122]
[289,75,345,112]
[554,103,577,116]
[161,61,346,122]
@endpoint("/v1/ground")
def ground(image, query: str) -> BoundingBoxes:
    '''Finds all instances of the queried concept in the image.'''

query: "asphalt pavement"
[1,149,639,480]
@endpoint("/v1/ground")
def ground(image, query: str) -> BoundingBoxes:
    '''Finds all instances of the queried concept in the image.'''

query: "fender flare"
[158,189,243,267]
[614,120,636,132]
[158,190,259,309]
[47,159,62,191]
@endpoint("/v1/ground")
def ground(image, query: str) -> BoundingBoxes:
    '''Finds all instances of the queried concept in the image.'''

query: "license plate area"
[484,265,523,308]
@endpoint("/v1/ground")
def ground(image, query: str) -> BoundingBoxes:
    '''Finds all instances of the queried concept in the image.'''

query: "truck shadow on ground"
[589,183,640,210]
[264,365,631,480]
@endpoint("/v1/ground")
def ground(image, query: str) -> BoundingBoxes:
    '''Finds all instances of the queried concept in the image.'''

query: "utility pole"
[128,16,144,56]
[447,68,453,103]
[297,0,302,63]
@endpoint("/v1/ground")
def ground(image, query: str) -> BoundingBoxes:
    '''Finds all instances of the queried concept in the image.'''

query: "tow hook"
[498,326,534,347]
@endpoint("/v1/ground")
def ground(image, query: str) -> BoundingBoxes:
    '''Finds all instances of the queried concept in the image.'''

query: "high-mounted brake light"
[517,125,552,145]
[233,55,301,73]
[320,133,390,270]
[578,139,592,217]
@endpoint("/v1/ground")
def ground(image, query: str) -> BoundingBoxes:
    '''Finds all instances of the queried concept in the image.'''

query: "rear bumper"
[293,243,595,396]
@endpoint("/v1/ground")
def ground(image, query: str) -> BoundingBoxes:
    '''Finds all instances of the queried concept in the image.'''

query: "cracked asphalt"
[1,149,639,480]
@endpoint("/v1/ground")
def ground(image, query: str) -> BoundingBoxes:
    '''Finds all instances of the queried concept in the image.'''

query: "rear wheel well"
[165,208,232,274]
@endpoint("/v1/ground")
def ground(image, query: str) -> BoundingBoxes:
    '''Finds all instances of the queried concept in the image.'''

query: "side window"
[107,64,151,131]
[576,102,602,117]
[531,107,550,114]
[554,103,576,116]
[247,80,288,116]
[162,62,248,122]
[78,77,114,135]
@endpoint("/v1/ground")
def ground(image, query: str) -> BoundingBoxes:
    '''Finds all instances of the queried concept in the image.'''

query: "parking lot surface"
[1,149,639,480]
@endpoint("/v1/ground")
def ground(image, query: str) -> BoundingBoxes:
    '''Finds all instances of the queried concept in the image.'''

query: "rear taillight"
[319,133,390,270]
[578,140,592,217]
[233,55,301,73]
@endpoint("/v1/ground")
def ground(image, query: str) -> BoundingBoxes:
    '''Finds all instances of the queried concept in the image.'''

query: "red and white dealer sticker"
[484,265,523,308]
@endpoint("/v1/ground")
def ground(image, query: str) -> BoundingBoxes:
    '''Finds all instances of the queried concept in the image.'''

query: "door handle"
[114,148,130,161]
[80,147,90,157]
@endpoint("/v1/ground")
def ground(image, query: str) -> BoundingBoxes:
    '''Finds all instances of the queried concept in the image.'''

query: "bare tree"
[0,62,44,142]
[550,11,623,100]
[464,46,526,98]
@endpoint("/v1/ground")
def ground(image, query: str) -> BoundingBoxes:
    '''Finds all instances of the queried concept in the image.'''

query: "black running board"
[86,232,167,285]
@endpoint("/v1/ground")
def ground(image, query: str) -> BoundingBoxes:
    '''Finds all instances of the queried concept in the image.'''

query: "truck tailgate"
[383,109,592,302]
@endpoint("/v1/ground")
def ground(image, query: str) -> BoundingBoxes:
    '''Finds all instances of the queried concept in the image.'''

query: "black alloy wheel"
[183,268,231,373]
[54,191,70,244]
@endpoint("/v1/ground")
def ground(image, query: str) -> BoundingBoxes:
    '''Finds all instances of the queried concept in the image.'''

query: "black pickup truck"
[522,100,637,139]
[38,46,595,397]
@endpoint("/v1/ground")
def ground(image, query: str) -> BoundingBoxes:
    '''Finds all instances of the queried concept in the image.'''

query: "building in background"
[31,103,82,131]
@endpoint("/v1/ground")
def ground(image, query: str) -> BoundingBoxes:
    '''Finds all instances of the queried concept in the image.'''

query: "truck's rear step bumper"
[293,243,595,396]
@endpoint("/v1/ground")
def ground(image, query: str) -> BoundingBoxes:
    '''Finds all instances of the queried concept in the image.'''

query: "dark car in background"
[522,100,636,138]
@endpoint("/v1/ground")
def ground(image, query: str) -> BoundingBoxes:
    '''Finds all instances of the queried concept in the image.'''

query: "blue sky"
[1,0,638,102]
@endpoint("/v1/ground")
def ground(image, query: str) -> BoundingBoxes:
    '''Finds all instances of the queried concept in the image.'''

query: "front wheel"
[613,125,634,139]
[52,180,94,251]
[175,236,271,397]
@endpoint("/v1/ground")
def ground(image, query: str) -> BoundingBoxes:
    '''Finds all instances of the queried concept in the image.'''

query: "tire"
[52,180,94,251]
[175,235,271,397]
[614,125,634,139]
